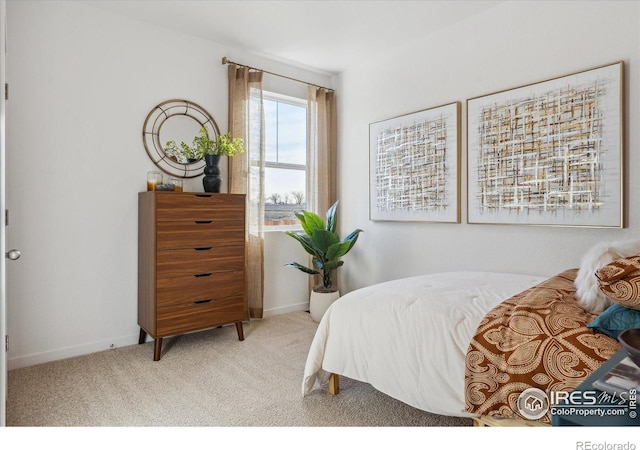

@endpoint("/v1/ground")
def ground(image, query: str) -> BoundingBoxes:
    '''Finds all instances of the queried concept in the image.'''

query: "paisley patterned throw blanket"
[464,269,620,423]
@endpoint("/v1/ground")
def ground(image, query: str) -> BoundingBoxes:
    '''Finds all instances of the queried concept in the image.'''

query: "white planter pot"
[309,290,340,323]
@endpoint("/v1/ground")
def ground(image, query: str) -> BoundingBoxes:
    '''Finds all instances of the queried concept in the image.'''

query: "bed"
[302,268,622,424]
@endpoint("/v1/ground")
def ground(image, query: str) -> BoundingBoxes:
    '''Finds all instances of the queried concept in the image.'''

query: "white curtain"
[228,65,265,319]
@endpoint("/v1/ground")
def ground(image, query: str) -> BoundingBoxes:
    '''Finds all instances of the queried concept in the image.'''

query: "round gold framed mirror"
[142,99,220,178]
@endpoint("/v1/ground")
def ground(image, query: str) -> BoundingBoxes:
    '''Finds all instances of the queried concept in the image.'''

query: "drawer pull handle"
[194,194,212,198]
[195,220,212,224]
[194,247,212,251]
[194,273,212,278]
[194,299,212,304]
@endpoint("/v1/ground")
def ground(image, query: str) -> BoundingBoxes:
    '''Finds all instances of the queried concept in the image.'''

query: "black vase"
[202,154,222,193]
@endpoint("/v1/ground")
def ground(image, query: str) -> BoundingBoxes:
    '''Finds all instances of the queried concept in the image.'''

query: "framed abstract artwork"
[467,61,624,228]
[369,102,460,222]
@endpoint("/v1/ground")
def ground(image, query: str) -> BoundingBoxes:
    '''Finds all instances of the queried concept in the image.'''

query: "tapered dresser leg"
[153,338,163,361]
[235,321,245,341]
[138,328,147,345]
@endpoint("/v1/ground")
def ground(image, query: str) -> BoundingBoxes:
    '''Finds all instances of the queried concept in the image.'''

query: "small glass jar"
[170,178,183,192]
[147,171,163,191]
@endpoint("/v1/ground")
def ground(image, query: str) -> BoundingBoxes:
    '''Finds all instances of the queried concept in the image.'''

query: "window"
[263,92,307,227]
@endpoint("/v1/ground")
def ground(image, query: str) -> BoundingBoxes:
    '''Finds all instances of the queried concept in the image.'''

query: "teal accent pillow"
[587,304,640,339]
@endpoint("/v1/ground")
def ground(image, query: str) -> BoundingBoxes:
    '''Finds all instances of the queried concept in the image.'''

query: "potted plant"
[198,130,244,193]
[165,127,244,161]
[200,130,245,157]
[285,200,363,322]
[165,127,245,192]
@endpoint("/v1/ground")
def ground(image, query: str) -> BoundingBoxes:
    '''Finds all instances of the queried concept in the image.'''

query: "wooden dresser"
[137,191,246,361]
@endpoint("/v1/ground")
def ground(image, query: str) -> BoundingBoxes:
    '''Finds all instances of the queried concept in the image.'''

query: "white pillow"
[575,239,640,313]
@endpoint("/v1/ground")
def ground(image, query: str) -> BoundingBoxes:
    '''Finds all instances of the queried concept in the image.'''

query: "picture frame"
[369,102,460,223]
[467,61,624,228]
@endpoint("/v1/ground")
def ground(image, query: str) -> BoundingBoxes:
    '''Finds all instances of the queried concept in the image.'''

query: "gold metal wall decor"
[142,99,220,178]
[467,61,624,228]
[369,102,461,223]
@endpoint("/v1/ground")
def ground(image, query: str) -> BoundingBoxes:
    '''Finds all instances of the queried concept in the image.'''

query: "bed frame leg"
[328,373,339,395]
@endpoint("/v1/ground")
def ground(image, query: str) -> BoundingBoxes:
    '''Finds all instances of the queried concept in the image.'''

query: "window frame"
[263,91,307,231]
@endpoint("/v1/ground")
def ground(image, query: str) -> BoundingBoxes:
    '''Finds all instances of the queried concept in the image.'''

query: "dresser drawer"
[156,296,244,337]
[156,193,245,222]
[156,247,244,278]
[156,270,244,307]
[156,221,244,250]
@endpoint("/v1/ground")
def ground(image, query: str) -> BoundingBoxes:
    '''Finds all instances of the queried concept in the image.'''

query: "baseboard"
[8,333,140,371]
[263,302,309,318]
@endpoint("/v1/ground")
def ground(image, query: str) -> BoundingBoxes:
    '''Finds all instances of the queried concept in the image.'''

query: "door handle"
[6,249,20,260]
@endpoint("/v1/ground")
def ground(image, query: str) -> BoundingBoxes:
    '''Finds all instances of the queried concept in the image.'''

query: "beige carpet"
[7,311,472,427]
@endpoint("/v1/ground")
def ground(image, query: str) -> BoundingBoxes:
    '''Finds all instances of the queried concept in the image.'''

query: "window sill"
[264,225,303,233]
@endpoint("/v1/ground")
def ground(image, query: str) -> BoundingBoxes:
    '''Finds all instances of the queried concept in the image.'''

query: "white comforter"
[302,271,546,417]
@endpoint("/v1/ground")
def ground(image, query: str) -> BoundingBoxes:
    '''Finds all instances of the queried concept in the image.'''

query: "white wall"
[336,1,640,293]
[7,0,638,370]
[5,1,326,368]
